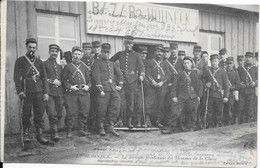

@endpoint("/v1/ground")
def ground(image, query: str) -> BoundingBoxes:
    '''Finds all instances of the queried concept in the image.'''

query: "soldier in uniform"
[223,57,240,125]
[62,46,91,137]
[237,52,258,123]
[145,46,171,127]
[81,42,94,69]
[201,51,210,67]
[205,54,230,128]
[192,45,208,129]
[14,38,49,144]
[92,43,123,136]
[169,43,183,72]
[110,36,145,128]
[162,56,203,134]
[44,44,63,142]
[92,41,101,60]
[219,48,228,69]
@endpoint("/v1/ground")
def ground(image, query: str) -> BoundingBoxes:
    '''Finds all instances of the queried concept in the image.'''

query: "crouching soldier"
[162,56,203,134]
[44,44,63,142]
[14,38,49,145]
[205,54,230,128]
[92,43,123,136]
[62,46,91,138]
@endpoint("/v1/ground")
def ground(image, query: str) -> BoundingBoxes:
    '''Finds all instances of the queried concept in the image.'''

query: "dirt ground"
[4,122,257,167]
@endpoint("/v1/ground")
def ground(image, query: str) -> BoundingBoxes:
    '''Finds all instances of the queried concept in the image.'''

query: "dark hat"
[49,44,60,50]
[63,51,72,63]
[237,55,245,61]
[138,46,148,54]
[101,43,111,52]
[219,48,227,55]
[178,50,186,55]
[210,54,219,60]
[82,42,92,49]
[124,35,134,41]
[163,47,170,52]
[26,38,37,45]
[92,41,101,48]
[170,42,178,49]
[183,56,193,62]
[245,52,254,57]
[193,45,201,52]
[226,57,234,63]
[72,46,82,53]
[255,52,258,58]
[155,45,164,51]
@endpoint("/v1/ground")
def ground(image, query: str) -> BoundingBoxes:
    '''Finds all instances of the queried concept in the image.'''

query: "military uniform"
[110,37,145,127]
[204,55,230,127]
[237,53,258,123]
[92,43,123,136]
[44,44,64,140]
[223,57,240,125]
[13,38,49,144]
[62,47,91,135]
[145,51,171,127]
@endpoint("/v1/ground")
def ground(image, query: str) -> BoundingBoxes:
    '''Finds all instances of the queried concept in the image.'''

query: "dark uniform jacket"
[110,50,145,84]
[165,58,179,85]
[62,61,91,95]
[175,58,184,73]
[44,58,63,96]
[14,55,49,94]
[237,65,258,95]
[145,58,171,84]
[194,58,208,78]
[172,69,203,99]
[205,67,230,98]
[92,58,123,92]
[81,55,94,71]
[225,68,240,91]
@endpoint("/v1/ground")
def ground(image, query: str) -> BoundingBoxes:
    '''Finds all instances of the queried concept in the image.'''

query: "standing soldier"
[205,54,229,128]
[193,45,208,129]
[14,38,49,145]
[44,44,63,142]
[110,36,145,128]
[201,51,210,67]
[162,56,203,134]
[92,43,123,136]
[175,50,186,73]
[223,57,240,125]
[237,52,258,123]
[81,42,94,69]
[92,41,101,60]
[145,46,171,127]
[219,48,228,69]
[62,46,91,137]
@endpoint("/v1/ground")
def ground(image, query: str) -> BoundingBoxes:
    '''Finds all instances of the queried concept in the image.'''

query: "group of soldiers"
[13,36,258,145]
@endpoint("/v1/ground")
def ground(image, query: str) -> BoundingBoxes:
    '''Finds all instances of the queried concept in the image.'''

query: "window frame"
[199,31,224,55]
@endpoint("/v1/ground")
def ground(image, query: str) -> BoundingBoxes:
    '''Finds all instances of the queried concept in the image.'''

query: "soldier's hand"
[115,86,122,91]
[82,84,90,91]
[223,97,228,103]
[152,80,157,86]
[230,86,235,91]
[172,97,178,103]
[250,81,256,87]
[139,75,144,81]
[43,94,49,101]
[71,85,80,91]
[197,97,200,102]
[18,92,26,99]
[158,81,163,87]
[206,82,211,88]
[240,82,246,88]
[100,91,105,96]
[53,79,61,86]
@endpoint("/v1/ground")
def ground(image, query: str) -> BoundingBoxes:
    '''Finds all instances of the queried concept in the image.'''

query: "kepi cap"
[245,52,254,57]
[183,56,193,62]
[193,45,201,52]
[178,50,186,55]
[170,42,178,49]
[210,54,219,60]
[155,45,164,51]
[237,55,245,61]
[138,46,148,54]
[163,47,170,52]
[82,42,92,49]
[49,44,60,51]
[26,38,37,45]
[101,43,111,52]
[225,57,234,63]
[92,41,101,48]
[219,48,227,55]
[72,46,82,53]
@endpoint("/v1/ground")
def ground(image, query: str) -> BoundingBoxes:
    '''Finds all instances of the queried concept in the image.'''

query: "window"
[198,32,224,55]
[37,13,79,62]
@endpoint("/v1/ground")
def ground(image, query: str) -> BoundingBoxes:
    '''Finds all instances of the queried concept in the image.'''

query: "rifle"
[20,79,26,148]
[204,88,209,129]
[140,80,147,132]
[207,69,223,97]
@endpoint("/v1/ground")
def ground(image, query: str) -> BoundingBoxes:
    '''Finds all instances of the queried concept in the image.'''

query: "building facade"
[5,1,259,134]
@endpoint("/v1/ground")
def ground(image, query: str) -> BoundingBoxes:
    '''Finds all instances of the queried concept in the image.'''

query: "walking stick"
[140,80,147,132]
[19,98,24,149]
[204,88,209,129]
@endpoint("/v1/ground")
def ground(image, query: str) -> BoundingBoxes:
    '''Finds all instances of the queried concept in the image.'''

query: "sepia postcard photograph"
[1,0,259,167]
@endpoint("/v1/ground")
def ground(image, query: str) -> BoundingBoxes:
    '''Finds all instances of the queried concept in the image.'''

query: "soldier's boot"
[235,117,240,125]
[36,128,49,145]
[156,119,164,128]
[128,117,134,128]
[215,121,223,128]
[161,126,174,134]
[144,115,151,128]
[114,119,123,127]
[67,128,72,138]
[85,126,91,135]
[107,124,119,137]
[78,127,87,137]
[99,123,106,136]
[51,125,60,142]
[23,127,30,142]
[136,117,141,128]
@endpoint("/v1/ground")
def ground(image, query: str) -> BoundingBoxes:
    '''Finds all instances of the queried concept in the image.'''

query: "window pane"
[38,38,56,61]
[211,36,220,51]
[199,34,208,51]
[59,18,76,38]
[37,16,55,37]
[60,40,76,52]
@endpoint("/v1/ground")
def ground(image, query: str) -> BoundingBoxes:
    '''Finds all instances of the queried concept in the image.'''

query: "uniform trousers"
[46,95,63,127]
